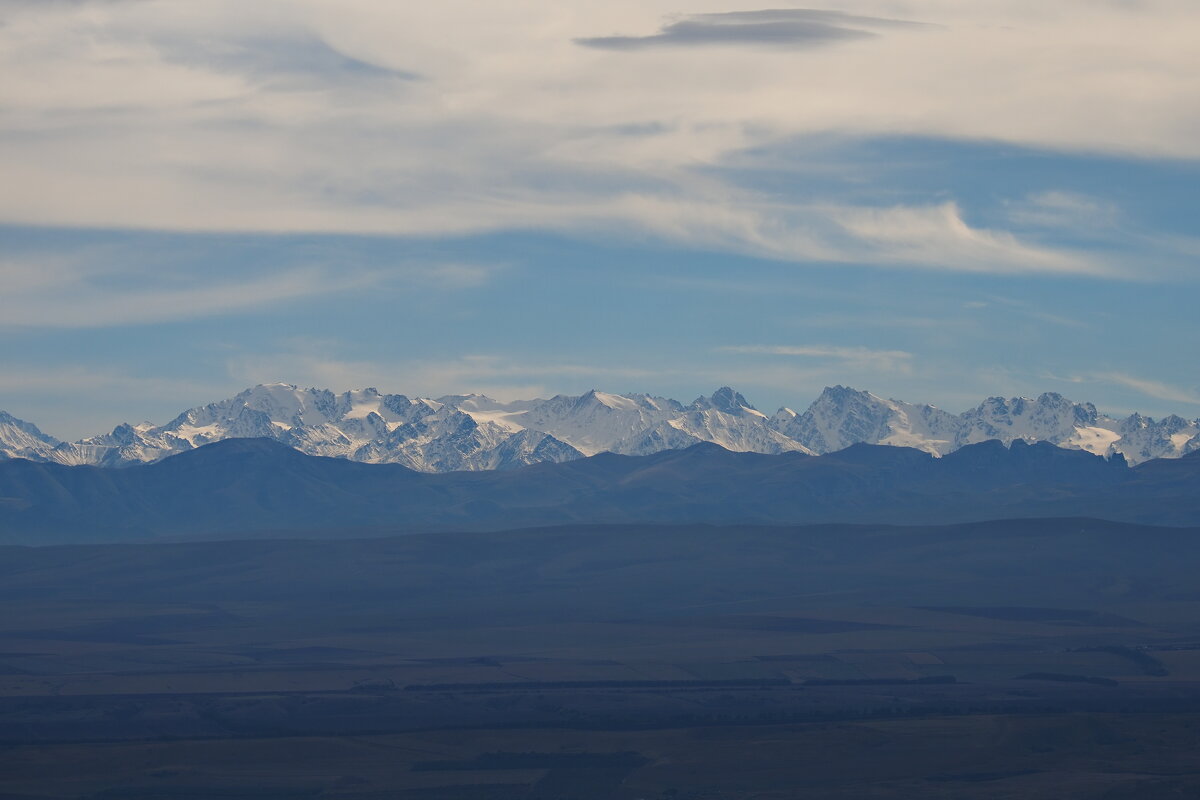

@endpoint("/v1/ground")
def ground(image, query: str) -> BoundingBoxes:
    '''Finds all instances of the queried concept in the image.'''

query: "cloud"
[966,293,1091,329]
[0,0,141,7]
[1092,372,1200,407]
[165,34,420,88]
[418,263,498,289]
[832,202,1112,276]
[0,259,368,328]
[718,344,914,373]
[0,241,502,328]
[1044,370,1200,410]
[0,366,215,397]
[576,9,926,51]
[1,1,1198,279]
[585,194,1107,277]
[1008,191,1120,230]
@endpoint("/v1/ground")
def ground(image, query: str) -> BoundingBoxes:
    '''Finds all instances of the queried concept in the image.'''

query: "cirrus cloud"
[717,344,915,374]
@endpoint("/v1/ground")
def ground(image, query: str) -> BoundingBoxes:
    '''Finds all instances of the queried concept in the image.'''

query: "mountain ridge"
[1,435,1197,544]
[1,383,1197,471]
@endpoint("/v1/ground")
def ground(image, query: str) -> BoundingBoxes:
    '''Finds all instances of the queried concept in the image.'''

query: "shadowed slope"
[0,438,1195,543]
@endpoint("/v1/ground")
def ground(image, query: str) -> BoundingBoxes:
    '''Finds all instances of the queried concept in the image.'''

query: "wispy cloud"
[591,194,1109,277]
[0,246,498,328]
[418,262,500,289]
[0,260,370,328]
[963,294,1092,329]
[166,34,420,88]
[1092,372,1200,407]
[1044,370,1200,411]
[1007,190,1120,231]
[833,202,1112,276]
[0,366,218,398]
[717,344,914,373]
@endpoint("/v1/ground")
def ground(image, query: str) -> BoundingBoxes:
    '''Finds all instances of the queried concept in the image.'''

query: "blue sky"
[1,1,1198,439]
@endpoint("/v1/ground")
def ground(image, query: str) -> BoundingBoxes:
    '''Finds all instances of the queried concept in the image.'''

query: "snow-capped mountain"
[778,386,1200,463]
[956,391,1200,462]
[44,385,584,473]
[1113,413,1200,464]
[770,385,962,455]
[2,383,1197,471]
[505,387,811,458]
[0,411,61,461]
[18,383,808,472]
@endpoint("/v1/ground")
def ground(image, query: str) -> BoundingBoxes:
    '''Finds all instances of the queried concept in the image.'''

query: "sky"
[1,0,1198,439]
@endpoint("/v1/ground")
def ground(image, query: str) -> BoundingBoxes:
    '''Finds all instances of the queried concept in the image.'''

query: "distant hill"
[1,437,1197,543]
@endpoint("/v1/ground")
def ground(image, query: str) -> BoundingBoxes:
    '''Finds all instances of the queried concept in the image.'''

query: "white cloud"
[1,1,1196,274]
[833,202,1110,276]
[0,260,367,328]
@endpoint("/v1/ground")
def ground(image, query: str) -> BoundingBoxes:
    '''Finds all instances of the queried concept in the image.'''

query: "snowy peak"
[689,386,764,418]
[515,390,678,456]
[3,384,1198,471]
[961,392,1099,444]
[576,389,642,412]
[773,385,952,455]
[803,386,895,444]
[0,411,60,445]
[34,383,594,473]
[0,410,61,461]
[512,388,792,457]
[784,386,1198,464]
[231,383,336,427]
[958,392,1118,458]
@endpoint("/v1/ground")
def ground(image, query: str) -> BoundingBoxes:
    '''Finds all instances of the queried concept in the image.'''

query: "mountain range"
[2,383,1198,471]
[2,436,1197,543]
